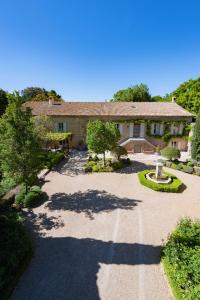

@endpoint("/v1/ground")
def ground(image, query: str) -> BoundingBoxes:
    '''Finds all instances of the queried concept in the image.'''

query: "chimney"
[172,96,176,103]
[48,96,54,106]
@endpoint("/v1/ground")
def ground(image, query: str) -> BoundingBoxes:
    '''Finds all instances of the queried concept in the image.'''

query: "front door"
[134,144,141,153]
[133,124,140,137]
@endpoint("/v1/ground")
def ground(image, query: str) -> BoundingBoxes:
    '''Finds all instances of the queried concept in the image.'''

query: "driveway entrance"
[12,151,200,300]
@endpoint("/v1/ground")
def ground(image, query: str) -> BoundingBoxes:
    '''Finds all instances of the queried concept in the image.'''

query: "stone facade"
[25,100,193,153]
[51,116,190,153]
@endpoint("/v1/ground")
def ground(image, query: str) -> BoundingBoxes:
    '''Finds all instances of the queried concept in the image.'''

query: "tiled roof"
[24,101,193,118]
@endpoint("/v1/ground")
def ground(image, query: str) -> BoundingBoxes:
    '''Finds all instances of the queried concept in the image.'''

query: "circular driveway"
[12,152,200,300]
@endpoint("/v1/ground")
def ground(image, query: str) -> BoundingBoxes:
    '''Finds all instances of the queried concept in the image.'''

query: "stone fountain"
[146,161,172,184]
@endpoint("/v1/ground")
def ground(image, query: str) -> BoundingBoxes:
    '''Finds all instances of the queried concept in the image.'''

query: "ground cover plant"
[158,158,200,176]
[84,155,131,173]
[137,169,183,192]
[162,218,200,300]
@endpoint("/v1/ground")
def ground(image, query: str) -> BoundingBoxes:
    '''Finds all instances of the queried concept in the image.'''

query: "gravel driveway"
[12,151,200,300]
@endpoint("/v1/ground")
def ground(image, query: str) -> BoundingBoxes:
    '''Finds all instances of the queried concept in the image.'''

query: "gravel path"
[11,152,200,300]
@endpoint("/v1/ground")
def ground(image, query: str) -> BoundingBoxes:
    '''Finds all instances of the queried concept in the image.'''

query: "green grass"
[137,169,183,192]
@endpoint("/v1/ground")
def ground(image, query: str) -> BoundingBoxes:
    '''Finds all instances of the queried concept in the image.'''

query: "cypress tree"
[191,109,200,161]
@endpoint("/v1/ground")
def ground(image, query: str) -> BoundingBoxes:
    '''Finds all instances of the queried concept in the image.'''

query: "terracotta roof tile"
[24,101,193,118]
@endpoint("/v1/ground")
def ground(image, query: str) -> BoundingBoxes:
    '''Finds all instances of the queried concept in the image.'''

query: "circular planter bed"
[137,169,183,193]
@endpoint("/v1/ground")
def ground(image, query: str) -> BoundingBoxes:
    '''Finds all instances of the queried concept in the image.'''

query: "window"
[153,123,161,135]
[171,125,179,135]
[58,122,64,132]
[171,141,178,148]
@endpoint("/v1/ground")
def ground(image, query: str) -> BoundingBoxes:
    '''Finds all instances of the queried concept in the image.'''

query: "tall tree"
[21,87,63,102]
[0,89,8,116]
[0,93,42,192]
[170,77,200,114]
[191,109,200,161]
[86,120,120,165]
[21,87,46,101]
[111,84,152,102]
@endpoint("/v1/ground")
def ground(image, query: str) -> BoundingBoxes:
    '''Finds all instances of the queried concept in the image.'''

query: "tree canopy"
[191,109,200,161]
[21,87,63,102]
[0,89,8,116]
[0,93,42,191]
[170,77,200,114]
[111,84,152,102]
[86,120,120,164]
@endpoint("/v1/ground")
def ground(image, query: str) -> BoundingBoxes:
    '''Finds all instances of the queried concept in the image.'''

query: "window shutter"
[151,123,154,135]
[63,121,67,132]
[119,124,123,135]
[56,122,59,132]
[160,124,164,135]
[179,123,183,135]
[170,125,174,134]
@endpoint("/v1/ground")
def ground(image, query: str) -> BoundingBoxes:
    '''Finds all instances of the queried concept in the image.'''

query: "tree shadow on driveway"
[45,190,142,219]
[116,160,156,174]
[53,151,88,177]
[12,235,161,300]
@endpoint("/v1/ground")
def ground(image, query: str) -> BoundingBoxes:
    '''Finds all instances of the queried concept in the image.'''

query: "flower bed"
[158,159,200,176]
[84,157,131,173]
[137,169,183,192]
[162,218,200,300]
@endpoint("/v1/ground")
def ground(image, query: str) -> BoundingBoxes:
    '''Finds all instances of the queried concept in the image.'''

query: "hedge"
[162,218,200,300]
[137,170,183,192]
[42,151,65,170]
[0,213,33,299]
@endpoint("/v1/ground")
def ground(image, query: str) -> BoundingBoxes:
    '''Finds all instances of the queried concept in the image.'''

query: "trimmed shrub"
[112,160,124,170]
[15,185,42,207]
[137,170,183,193]
[170,163,177,169]
[194,166,200,175]
[111,145,127,160]
[92,165,100,172]
[30,185,41,194]
[44,151,65,169]
[161,147,181,161]
[182,165,194,174]
[15,185,26,206]
[23,191,40,208]
[187,161,194,167]
[162,218,200,300]
[176,163,183,171]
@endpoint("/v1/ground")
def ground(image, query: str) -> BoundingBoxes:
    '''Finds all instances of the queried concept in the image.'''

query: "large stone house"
[25,99,193,153]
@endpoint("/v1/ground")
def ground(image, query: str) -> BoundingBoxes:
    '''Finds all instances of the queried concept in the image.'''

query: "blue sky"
[0,0,200,101]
